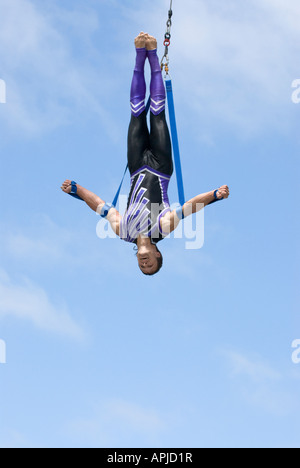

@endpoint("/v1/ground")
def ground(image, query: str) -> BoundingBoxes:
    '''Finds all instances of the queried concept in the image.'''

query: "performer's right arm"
[61,180,121,236]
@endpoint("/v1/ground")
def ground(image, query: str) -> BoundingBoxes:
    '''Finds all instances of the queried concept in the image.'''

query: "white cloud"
[224,349,281,382]
[65,397,166,447]
[0,214,135,278]
[2,0,298,138]
[105,398,165,434]
[0,0,118,136]
[0,268,86,341]
[164,239,215,281]
[175,0,300,134]
[255,0,300,34]
[125,0,300,136]
[0,215,74,265]
[0,429,32,449]
[222,349,298,416]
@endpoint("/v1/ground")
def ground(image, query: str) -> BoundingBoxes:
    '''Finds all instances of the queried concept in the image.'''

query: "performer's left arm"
[160,185,229,234]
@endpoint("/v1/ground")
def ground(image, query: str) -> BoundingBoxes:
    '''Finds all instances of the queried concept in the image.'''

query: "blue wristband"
[214,189,223,201]
[68,181,84,201]
[100,203,112,218]
[175,206,184,220]
[70,181,78,195]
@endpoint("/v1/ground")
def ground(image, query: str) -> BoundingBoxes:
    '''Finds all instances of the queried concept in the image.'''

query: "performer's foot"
[135,32,147,49]
[145,34,157,51]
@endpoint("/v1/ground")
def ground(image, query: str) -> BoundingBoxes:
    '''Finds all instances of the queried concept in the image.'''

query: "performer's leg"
[130,45,147,117]
[128,34,150,174]
[147,42,173,176]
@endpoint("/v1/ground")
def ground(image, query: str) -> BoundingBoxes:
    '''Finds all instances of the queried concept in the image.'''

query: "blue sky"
[0,0,299,448]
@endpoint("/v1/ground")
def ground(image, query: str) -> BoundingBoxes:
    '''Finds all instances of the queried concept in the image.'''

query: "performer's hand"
[217,185,230,199]
[61,179,72,194]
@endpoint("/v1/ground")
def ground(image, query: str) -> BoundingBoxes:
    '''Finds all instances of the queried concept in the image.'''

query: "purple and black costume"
[120,48,174,244]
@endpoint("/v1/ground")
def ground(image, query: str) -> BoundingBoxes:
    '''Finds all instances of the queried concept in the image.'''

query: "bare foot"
[135,32,147,49]
[145,34,157,51]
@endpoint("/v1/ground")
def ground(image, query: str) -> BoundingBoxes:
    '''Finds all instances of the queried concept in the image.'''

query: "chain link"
[161,1,173,76]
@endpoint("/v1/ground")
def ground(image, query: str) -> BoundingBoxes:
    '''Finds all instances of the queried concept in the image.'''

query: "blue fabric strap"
[100,203,113,218]
[175,206,184,220]
[108,84,186,211]
[69,181,84,201]
[208,189,223,205]
[111,165,129,208]
[214,189,222,200]
[165,78,185,207]
[68,87,187,213]
[68,99,152,208]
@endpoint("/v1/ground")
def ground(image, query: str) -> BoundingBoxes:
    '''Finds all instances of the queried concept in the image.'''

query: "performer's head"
[136,243,163,276]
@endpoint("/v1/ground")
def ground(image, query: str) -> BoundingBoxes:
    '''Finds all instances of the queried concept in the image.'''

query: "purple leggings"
[127,48,173,176]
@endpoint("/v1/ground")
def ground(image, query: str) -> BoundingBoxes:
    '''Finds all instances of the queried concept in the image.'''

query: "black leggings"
[127,109,173,177]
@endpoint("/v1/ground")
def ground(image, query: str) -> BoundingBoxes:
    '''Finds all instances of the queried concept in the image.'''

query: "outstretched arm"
[160,185,230,234]
[61,180,121,236]
[182,185,230,216]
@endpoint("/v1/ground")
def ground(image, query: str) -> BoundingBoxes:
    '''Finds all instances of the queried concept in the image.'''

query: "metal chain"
[161,0,173,76]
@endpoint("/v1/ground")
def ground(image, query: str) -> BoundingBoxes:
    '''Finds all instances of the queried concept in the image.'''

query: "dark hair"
[134,244,163,276]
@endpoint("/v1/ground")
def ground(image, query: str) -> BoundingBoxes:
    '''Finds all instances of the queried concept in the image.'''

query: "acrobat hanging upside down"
[61,33,230,276]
